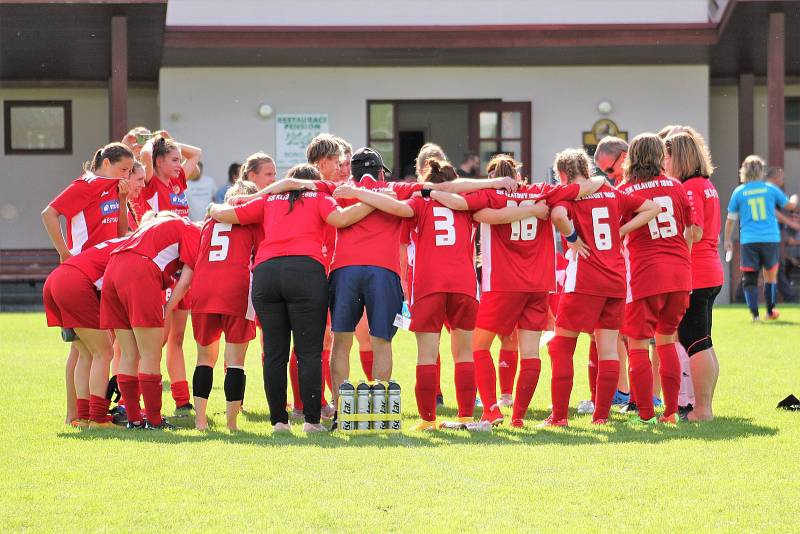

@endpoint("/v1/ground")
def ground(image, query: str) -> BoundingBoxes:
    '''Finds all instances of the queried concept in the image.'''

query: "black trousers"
[251,256,328,425]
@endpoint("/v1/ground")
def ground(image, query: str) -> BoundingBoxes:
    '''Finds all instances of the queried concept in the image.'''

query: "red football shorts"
[622,291,690,340]
[476,291,549,336]
[43,265,100,329]
[100,252,165,329]
[192,312,256,346]
[163,287,192,311]
[410,292,478,333]
[556,292,624,333]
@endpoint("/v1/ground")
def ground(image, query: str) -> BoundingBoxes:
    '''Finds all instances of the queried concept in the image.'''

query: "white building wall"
[167,0,710,26]
[0,88,159,249]
[159,65,709,183]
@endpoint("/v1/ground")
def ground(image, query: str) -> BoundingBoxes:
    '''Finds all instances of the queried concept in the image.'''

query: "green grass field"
[1,306,798,532]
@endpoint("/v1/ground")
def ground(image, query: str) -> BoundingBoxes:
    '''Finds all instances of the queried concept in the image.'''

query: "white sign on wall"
[276,113,329,167]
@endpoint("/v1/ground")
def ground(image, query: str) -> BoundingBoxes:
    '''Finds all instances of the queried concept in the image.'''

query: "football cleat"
[173,404,194,417]
[145,418,176,430]
[618,401,638,415]
[480,405,504,426]
[653,397,664,408]
[766,309,780,321]
[410,420,438,432]
[303,423,328,433]
[629,416,657,426]
[510,418,524,428]
[70,418,89,429]
[126,421,146,430]
[591,418,608,425]
[289,408,305,421]
[577,400,595,415]
[538,415,568,428]
[658,413,678,424]
[498,394,514,408]
[273,422,292,433]
[88,421,119,430]
[611,390,630,406]
[109,405,128,425]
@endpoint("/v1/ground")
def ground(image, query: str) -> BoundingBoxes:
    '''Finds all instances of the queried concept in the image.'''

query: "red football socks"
[117,374,142,423]
[473,349,497,410]
[170,380,190,408]
[657,342,681,417]
[89,394,111,423]
[139,373,163,426]
[359,350,374,381]
[76,398,90,420]
[498,349,519,396]
[548,335,577,421]
[512,358,541,421]
[454,361,476,418]
[588,341,599,404]
[594,359,620,421]
[415,364,438,421]
[435,353,442,397]
[289,349,303,411]
[628,348,655,420]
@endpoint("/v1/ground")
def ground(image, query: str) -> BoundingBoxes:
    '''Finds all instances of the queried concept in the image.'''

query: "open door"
[468,101,531,179]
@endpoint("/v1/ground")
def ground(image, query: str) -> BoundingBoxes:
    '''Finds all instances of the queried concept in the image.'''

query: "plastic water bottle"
[387,379,401,430]
[338,380,355,431]
[356,380,371,430]
[371,382,387,430]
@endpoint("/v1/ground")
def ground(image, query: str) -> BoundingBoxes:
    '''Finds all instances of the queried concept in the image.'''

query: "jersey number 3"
[647,196,678,239]
[433,207,456,246]
[209,223,232,261]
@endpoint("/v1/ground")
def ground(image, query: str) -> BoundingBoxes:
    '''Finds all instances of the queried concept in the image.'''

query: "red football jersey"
[318,177,423,276]
[64,236,129,289]
[322,224,337,273]
[682,176,723,289]
[191,218,261,318]
[465,182,580,293]
[234,191,337,268]
[618,176,693,300]
[407,196,479,303]
[136,168,189,219]
[49,173,122,254]
[556,183,643,298]
[112,217,200,287]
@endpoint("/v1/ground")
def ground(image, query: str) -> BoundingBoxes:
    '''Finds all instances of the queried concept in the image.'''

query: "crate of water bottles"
[337,378,402,433]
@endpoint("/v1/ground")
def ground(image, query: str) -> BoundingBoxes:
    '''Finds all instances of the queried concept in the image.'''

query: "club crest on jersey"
[170,192,188,207]
[100,199,120,215]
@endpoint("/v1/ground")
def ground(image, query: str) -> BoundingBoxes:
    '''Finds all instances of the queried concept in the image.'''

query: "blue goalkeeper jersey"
[727,181,788,244]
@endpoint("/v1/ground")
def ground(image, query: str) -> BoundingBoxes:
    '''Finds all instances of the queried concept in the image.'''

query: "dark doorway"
[398,130,425,180]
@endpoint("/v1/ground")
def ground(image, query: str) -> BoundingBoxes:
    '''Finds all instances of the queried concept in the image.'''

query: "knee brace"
[192,365,214,399]
[224,367,246,402]
[742,271,758,289]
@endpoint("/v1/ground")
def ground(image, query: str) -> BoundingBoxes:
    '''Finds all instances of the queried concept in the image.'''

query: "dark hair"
[284,164,321,213]
[152,135,180,175]
[228,162,241,184]
[421,158,458,184]
[85,142,134,173]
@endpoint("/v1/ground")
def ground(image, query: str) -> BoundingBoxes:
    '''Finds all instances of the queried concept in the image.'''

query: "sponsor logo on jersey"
[100,199,120,215]
[170,192,189,207]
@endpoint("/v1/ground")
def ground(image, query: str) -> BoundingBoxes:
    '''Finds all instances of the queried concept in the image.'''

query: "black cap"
[351,147,391,180]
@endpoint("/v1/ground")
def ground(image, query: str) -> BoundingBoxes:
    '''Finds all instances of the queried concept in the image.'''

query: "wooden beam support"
[109,15,128,143]
[738,72,754,164]
[767,10,785,168]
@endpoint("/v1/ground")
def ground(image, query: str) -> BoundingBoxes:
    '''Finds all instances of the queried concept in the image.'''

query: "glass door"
[468,102,531,178]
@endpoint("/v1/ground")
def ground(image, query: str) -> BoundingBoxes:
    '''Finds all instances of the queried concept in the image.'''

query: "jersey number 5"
[209,223,232,261]
[433,207,456,246]
[647,196,678,239]
[507,200,538,241]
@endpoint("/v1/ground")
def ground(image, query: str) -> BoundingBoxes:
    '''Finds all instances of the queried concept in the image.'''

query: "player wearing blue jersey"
[724,155,797,320]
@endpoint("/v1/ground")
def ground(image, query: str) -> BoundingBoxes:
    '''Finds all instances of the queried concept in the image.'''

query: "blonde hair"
[420,159,458,184]
[306,134,342,164]
[239,152,275,181]
[224,179,258,202]
[739,155,765,183]
[553,148,592,183]
[487,154,520,179]
[664,132,713,180]
[333,136,353,156]
[416,143,447,177]
[623,133,664,183]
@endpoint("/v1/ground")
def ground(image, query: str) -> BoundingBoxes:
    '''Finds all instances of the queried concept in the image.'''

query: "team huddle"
[42,125,729,433]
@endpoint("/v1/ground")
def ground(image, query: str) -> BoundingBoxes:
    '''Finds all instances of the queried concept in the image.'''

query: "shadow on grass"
[57,411,777,449]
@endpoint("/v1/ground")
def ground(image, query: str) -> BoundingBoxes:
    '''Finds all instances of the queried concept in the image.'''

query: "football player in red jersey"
[100,212,201,429]
[547,148,660,427]
[666,131,723,421]
[44,236,129,427]
[139,133,202,415]
[191,181,262,431]
[41,142,133,425]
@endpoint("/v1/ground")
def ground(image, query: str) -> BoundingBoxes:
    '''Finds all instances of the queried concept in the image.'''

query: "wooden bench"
[0,249,60,283]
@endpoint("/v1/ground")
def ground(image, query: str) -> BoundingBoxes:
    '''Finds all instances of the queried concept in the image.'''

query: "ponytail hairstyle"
[552,148,592,183]
[85,142,134,174]
[420,158,458,184]
[151,135,180,175]
[284,164,321,213]
[664,132,714,181]
[486,154,520,180]
[739,155,765,183]
[623,133,665,183]
[238,152,275,181]
[415,143,447,178]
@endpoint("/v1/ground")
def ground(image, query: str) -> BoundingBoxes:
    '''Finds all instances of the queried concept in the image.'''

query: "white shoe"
[289,408,305,420]
[303,422,328,433]
[320,404,335,420]
[498,394,514,408]
[273,422,292,433]
[577,400,595,415]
